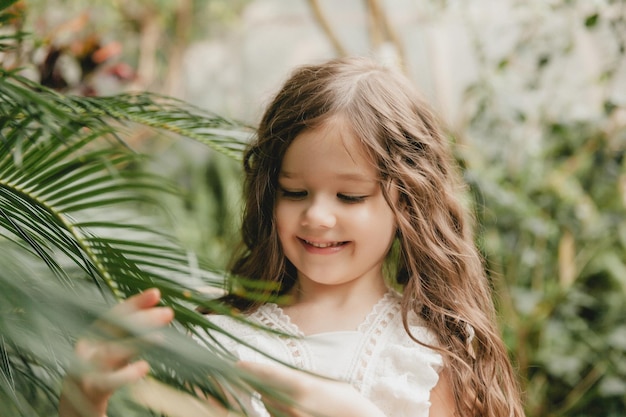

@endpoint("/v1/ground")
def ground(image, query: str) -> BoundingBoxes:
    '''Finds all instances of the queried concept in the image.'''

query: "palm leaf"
[0,60,292,416]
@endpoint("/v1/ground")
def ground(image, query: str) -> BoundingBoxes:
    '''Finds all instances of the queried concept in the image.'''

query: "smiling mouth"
[301,239,347,248]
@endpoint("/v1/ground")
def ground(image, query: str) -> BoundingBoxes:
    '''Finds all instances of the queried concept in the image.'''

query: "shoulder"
[379,294,443,369]
[364,292,444,417]
[382,291,442,350]
[404,307,442,349]
[365,291,443,367]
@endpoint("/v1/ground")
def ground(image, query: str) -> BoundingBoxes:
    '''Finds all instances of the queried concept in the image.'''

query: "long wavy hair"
[227,56,524,417]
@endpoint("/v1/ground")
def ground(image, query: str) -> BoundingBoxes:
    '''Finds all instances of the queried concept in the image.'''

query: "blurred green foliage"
[459,2,626,414]
[465,118,626,415]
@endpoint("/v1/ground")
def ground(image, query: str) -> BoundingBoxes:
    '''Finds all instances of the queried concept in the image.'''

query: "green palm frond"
[0,244,260,417]
[0,1,287,413]
[0,61,283,415]
[70,93,251,161]
[2,78,197,291]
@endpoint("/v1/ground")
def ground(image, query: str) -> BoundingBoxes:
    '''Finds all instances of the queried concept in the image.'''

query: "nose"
[301,197,336,229]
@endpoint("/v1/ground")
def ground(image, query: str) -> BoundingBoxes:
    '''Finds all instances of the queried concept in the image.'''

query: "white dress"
[203,291,443,417]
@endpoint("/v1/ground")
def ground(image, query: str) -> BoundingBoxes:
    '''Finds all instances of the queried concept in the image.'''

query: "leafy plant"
[460,1,626,415]
[0,3,290,415]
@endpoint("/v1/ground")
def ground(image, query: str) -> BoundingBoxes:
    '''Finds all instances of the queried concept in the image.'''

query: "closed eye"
[338,194,367,203]
[279,188,307,200]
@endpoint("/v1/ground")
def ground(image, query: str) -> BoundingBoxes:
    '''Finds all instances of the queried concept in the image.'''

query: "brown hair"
[228,56,524,417]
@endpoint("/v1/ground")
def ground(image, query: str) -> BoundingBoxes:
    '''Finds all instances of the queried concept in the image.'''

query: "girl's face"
[275,116,397,295]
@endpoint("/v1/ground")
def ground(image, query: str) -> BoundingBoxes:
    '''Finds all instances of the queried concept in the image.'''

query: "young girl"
[59,56,525,417]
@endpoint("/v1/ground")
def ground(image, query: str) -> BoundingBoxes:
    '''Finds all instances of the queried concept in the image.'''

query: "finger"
[96,305,174,339]
[124,306,175,330]
[91,289,164,338]
[111,288,163,316]
[82,360,150,395]
[90,340,138,370]
[73,338,137,374]
[112,306,174,340]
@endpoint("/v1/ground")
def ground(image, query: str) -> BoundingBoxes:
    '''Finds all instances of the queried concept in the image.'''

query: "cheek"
[274,202,288,229]
[374,192,397,219]
[350,204,395,239]
[374,203,398,240]
[274,203,293,242]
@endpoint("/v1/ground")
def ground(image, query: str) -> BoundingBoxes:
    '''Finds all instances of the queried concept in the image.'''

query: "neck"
[289,276,388,308]
[281,278,388,335]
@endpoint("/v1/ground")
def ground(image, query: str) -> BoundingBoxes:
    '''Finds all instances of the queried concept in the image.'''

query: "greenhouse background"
[1,0,625,416]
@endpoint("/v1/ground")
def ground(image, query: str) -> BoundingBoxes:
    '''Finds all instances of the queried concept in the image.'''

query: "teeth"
[305,240,342,248]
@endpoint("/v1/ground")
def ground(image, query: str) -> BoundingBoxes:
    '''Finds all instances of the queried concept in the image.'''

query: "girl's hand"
[59,288,174,417]
[238,361,386,417]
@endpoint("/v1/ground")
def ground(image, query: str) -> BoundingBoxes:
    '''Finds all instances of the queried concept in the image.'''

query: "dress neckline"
[259,290,398,337]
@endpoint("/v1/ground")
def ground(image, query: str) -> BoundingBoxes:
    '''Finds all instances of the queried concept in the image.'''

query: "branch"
[306,0,348,56]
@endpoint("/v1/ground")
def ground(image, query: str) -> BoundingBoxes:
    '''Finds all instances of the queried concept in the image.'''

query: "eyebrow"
[279,170,376,183]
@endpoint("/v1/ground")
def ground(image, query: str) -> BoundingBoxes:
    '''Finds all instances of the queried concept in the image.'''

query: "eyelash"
[279,189,307,199]
[338,194,366,203]
[278,189,367,203]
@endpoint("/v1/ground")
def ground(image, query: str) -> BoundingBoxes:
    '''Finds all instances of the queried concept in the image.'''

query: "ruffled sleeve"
[365,314,443,417]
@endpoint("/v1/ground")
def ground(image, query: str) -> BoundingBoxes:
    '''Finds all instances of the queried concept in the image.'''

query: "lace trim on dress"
[252,291,399,373]
[356,291,398,333]
[258,303,302,335]
[349,291,400,389]
[252,304,309,369]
